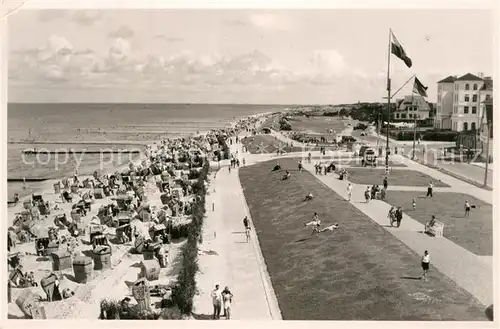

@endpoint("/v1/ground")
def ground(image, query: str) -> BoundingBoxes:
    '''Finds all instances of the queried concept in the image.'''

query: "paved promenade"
[193,139,282,320]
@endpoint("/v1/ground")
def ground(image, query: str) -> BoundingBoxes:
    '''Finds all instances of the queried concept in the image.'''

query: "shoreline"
[6,108,279,320]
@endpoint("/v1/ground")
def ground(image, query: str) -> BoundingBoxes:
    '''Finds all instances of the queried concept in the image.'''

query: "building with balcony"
[393,95,431,122]
[434,73,493,132]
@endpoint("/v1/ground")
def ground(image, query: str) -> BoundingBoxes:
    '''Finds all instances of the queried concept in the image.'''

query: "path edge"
[235,170,283,320]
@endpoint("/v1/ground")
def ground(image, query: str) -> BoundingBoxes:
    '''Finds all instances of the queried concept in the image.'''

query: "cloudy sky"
[7,9,494,104]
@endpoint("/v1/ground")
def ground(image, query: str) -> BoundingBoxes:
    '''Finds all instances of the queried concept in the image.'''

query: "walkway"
[193,139,281,320]
[300,160,493,306]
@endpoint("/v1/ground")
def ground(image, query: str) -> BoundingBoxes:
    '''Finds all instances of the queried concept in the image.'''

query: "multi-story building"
[434,73,493,132]
[393,95,431,121]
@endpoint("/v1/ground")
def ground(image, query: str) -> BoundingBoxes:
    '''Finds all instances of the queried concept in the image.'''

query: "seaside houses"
[434,73,493,132]
[436,73,494,161]
[393,95,433,124]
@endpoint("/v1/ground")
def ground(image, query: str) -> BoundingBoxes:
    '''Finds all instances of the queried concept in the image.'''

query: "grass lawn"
[289,116,346,134]
[241,135,318,154]
[239,158,486,320]
[385,191,492,256]
[345,168,450,187]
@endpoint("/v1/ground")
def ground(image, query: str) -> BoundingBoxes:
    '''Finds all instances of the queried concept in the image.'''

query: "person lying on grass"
[304,212,339,236]
[304,192,314,201]
[272,162,281,171]
[282,170,291,180]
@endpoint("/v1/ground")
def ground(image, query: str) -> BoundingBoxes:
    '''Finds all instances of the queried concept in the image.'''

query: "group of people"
[211,284,234,320]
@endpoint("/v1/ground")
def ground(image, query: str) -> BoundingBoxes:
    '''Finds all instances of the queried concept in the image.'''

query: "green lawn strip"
[345,168,450,187]
[289,116,347,134]
[385,191,492,256]
[239,158,486,320]
[241,135,319,154]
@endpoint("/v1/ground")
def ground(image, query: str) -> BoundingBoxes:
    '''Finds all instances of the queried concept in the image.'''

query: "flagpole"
[391,74,416,99]
[411,87,417,160]
[385,29,392,172]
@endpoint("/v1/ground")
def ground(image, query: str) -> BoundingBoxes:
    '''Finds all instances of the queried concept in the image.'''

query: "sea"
[7,103,282,198]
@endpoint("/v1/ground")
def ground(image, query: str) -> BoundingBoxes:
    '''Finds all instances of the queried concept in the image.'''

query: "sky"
[7,9,494,104]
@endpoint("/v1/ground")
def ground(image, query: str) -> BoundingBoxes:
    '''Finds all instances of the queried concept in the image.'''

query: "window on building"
[486,94,491,100]
[471,122,476,131]
[473,83,478,90]
[401,113,407,119]
[464,94,470,102]
[464,106,469,114]
[455,94,458,102]
[455,84,459,90]
[395,113,400,119]
[463,122,468,131]
[437,94,442,102]
[409,113,413,118]
[472,94,477,102]
[472,106,477,114]
[465,84,470,90]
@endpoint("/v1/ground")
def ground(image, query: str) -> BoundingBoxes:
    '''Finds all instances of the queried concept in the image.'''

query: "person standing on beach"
[426,181,434,198]
[420,250,430,281]
[347,183,353,201]
[383,176,388,190]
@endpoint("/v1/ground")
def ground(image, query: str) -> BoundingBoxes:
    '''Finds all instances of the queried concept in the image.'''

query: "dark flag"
[413,77,428,97]
[391,31,412,68]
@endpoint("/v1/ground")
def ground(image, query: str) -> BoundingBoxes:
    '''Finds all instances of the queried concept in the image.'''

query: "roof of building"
[437,76,456,83]
[456,73,483,81]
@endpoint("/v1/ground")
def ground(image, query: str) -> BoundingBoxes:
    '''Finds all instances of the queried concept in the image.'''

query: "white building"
[435,73,493,132]
[393,95,431,121]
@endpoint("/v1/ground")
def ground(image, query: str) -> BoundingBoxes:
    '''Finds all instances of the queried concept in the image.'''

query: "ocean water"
[7,103,280,197]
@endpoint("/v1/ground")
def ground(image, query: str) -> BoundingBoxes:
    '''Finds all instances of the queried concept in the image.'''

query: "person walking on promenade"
[211,284,222,319]
[412,198,417,210]
[383,176,388,190]
[420,250,430,281]
[364,186,371,203]
[221,286,234,319]
[347,183,353,201]
[426,181,434,198]
[464,200,471,217]
[298,160,303,172]
[228,165,231,174]
[243,216,251,243]
[308,152,312,163]
[395,207,403,228]
[388,206,396,227]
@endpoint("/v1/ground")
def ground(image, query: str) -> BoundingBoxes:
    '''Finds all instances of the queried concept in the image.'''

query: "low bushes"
[354,123,368,131]
[170,160,210,315]
[389,129,458,142]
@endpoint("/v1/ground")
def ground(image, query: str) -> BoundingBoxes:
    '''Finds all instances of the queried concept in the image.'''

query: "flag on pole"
[413,77,428,97]
[391,31,412,68]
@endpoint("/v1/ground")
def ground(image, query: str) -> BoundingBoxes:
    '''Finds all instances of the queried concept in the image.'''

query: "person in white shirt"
[464,200,471,217]
[420,250,430,281]
[426,182,434,198]
[347,183,353,201]
[211,284,222,319]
